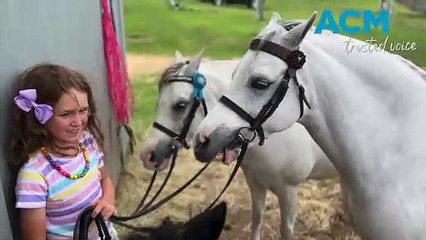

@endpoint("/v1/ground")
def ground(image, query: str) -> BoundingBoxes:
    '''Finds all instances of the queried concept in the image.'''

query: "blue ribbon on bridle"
[192,72,207,100]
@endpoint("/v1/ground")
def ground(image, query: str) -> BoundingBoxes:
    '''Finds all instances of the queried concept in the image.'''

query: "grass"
[131,75,158,134]
[124,0,426,66]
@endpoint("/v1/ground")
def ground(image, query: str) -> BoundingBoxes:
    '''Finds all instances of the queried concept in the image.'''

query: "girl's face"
[46,88,89,146]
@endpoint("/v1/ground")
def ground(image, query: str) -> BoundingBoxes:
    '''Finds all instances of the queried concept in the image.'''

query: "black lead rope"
[205,143,248,210]
[110,161,211,233]
[139,149,178,212]
[205,126,257,210]
[73,148,208,238]
[131,170,158,214]
[109,150,211,221]
[73,206,111,240]
[76,129,253,237]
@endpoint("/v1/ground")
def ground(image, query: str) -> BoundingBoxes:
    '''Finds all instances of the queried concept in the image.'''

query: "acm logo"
[314,10,390,35]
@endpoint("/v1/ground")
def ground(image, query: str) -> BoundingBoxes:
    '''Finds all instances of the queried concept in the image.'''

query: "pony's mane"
[158,62,185,90]
[305,27,426,83]
[396,55,426,82]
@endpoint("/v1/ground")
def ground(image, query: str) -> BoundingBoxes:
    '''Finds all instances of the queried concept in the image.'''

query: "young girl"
[10,63,118,239]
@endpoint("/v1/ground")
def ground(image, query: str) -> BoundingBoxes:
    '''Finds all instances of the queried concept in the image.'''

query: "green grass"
[131,75,158,134]
[124,0,426,66]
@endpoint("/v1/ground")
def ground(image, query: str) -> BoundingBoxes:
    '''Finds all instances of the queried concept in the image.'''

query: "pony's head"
[126,201,227,240]
[140,50,210,170]
[193,12,317,162]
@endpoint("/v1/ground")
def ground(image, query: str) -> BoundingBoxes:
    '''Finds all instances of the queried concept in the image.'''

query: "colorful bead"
[40,143,91,180]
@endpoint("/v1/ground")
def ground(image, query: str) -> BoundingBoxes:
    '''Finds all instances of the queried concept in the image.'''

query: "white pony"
[193,12,426,240]
[140,50,337,240]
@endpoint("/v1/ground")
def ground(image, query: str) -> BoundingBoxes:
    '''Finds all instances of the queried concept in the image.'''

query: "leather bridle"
[219,38,311,146]
[153,72,208,152]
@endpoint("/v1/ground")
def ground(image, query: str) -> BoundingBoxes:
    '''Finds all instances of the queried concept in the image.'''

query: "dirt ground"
[115,54,359,240]
[126,53,173,76]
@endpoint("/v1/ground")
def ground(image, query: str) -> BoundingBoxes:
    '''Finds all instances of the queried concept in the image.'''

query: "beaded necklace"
[40,143,90,179]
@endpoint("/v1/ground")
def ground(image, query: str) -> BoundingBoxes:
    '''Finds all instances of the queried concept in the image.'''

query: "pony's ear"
[267,12,282,28]
[257,12,283,37]
[281,11,317,49]
[172,50,185,64]
[182,201,227,240]
[184,49,204,76]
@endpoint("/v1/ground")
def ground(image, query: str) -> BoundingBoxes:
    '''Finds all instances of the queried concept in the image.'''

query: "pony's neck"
[298,33,426,180]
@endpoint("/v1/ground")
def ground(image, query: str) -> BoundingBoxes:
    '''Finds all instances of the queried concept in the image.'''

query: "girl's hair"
[9,63,104,166]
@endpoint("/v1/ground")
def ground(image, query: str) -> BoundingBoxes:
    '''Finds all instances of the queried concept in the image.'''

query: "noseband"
[219,38,311,145]
[153,72,208,150]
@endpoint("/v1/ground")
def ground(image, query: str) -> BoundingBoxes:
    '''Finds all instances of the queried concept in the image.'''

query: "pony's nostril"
[194,134,210,152]
[149,151,156,162]
[202,136,210,146]
[195,132,209,147]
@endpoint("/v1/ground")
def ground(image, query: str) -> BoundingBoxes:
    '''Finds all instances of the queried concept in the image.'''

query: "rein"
[204,127,256,210]
[73,206,112,240]
[75,146,212,239]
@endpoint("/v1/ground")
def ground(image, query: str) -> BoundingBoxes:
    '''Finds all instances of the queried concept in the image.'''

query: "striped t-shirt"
[15,131,116,239]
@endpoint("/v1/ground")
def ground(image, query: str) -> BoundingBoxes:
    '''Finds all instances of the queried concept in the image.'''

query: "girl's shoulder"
[80,131,104,161]
[24,151,48,170]
[80,130,99,150]
[18,152,48,181]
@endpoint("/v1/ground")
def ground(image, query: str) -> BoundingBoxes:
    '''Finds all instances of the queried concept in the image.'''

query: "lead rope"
[205,127,257,210]
[73,206,112,240]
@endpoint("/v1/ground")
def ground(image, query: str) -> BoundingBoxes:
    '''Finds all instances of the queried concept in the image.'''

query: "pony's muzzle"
[193,127,238,163]
[152,138,182,167]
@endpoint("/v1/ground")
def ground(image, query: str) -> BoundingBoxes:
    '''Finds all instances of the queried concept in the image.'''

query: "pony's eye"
[172,101,188,111]
[250,78,272,90]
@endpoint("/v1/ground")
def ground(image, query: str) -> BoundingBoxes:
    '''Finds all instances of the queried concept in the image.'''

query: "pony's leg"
[276,186,298,240]
[244,171,267,240]
[340,178,354,227]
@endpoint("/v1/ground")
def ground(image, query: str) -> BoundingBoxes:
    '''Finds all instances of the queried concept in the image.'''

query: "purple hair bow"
[14,89,53,124]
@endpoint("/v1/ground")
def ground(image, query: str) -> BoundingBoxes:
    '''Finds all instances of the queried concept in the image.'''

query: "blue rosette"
[192,72,207,99]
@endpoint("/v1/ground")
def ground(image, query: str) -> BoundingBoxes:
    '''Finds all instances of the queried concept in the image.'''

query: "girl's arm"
[20,208,46,240]
[92,168,116,219]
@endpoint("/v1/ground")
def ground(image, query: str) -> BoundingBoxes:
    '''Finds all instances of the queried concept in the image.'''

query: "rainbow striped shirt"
[15,131,116,239]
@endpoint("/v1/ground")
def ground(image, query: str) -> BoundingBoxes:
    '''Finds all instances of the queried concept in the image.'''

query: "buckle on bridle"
[173,136,189,150]
[236,127,256,144]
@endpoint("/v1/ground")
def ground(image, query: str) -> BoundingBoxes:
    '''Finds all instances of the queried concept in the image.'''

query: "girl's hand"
[91,199,117,219]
